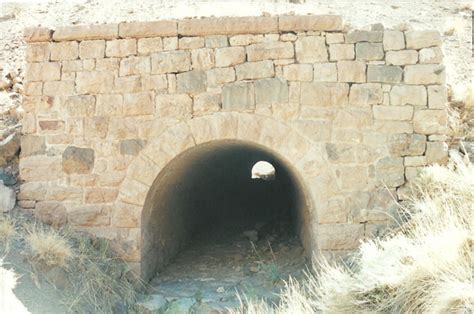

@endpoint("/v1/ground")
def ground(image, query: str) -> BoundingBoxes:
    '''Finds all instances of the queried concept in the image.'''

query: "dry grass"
[0,216,15,243]
[233,151,474,313]
[26,227,72,268]
[450,84,474,138]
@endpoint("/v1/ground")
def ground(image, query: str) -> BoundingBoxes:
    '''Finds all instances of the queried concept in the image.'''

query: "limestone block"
[179,37,205,49]
[106,39,136,57]
[46,186,83,202]
[68,205,111,226]
[373,105,413,121]
[62,146,94,174]
[385,50,418,65]
[26,43,50,62]
[295,36,328,63]
[356,43,383,61]
[215,47,246,67]
[349,83,383,105]
[151,51,191,74]
[280,33,297,42]
[222,82,255,111]
[405,166,423,181]
[65,95,96,116]
[404,65,445,85]
[155,94,192,119]
[246,41,294,61]
[24,27,52,42]
[337,166,369,190]
[279,15,343,32]
[114,76,142,93]
[193,93,221,114]
[313,63,337,82]
[375,157,404,188]
[326,33,344,44]
[24,82,43,96]
[191,48,215,70]
[35,201,67,226]
[329,44,354,61]
[390,85,427,107]
[404,156,427,167]
[300,82,349,107]
[176,70,207,94]
[229,34,264,46]
[25,62,61,81]
[337,60,366,83]
[38,120,65,134]
[205,35,228,48]
[76,71,114,94]
[85,188,118,203]
[163,37,178,50]
[53,24,118,41]
[405,31,441,49]
[255,78,288,104]
[118,56,150,76]
[413,109,447,134]
[294,120,332,142]
[96,58,119,71]
[389,133,426,156]
[119,20,177,38]
[112,202,141,228]
[383,30,405,51]
[428,85,447,109]
[120,139,146,156]
[123,92,154,116]
[141,74,167,92]
[21,135,46,157]
[283,64,313,81]
[206,67,235,86]
[419,47,443,64]
[367,65,403,83]
[373,121,413,133]
[235,60,274,80]
[178,16,278,36]
[84,116,109,138]
[426,141,448,164]
[318,224,364,250]
[137,37,163,55]
[79,40,105,59]
[345,30,383,43]
[18,182,46,201]
[326,143,356,163]
[43,81,75,96]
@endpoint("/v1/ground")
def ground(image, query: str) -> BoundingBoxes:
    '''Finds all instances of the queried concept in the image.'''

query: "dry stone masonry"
[20,15,448,278]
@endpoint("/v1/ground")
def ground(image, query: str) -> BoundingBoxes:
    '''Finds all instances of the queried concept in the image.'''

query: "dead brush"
[0,216,15,244]
[26,226,72,268]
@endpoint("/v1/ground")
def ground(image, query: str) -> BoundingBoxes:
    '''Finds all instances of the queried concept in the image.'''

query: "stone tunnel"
[19,15,449,280]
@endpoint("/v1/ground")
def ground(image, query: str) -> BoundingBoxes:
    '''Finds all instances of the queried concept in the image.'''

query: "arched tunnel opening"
[141,140,312,300]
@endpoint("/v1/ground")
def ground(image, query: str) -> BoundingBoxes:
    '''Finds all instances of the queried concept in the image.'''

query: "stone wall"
[20,15,448,277]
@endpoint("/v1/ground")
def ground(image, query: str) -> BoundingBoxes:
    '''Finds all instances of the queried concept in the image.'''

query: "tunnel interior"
[140,140,311,281]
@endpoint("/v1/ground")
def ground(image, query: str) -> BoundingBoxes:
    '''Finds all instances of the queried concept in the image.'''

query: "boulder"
[0,181,15,212]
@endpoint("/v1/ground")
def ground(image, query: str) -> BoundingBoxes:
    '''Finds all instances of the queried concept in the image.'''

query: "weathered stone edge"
[24,15,344,42]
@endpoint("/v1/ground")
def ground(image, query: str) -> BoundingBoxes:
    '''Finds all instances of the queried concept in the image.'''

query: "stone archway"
[114,113,320,280]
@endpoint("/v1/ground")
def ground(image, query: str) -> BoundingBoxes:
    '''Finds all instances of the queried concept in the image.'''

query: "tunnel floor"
[149,219,308,307]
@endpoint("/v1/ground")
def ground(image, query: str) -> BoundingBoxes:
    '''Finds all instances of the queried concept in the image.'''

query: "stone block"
[25,62,61,81]
[163,37,178,50]
[295,36,328,63]
[235,60,274,80]
[123,92,154,116]
[389,133,426,156]
[155,94,192,119]
[84,116,109,139]
[21,135,46,157]
[337,60,366,83]
[349,83,382,105]
[428,85,447,109]
[137,37,163,55]
[26,43,50,62]
[329,44,354,61]
[255,78,288,104]
[151,51,191,74]
[283,64,313,81]
[191,48,215,70]
[367,65,403,83]
[38,120,65,134]
[79,40,105,59]
[229,34,264,46]
[375,157,404,188]
[383,30,405,51]
[413,110,447,134]
[345,30,383,43]
[176,70,207,94]
[300,82,349,107]
[62,146,94,174]
[404,65,445,85]
[24,27,52,42]
[114,76,142,93]
[356,42,383,61]
[85,188,118,204]
[193,93,221,113]
[119,56,151,76]
[106,39,136,57]
[119,20,177,38]
[246,41,294,61]
[215,47,246,67]
[294,120,331,141]
[178,16,278,36]
[385,50,418,65]
[279,15,343,32]
[373,105,413,121]
[65,95,96,116]
[390,85,427,107]
[318,224,364,250]
[326,33,344,44]
[405,30,441,49]
[43,81,75,96]
[206,67,235,86]
[179,37,205,49]
[68,205,111,226]
[222,82,255,110]
[313,63,337,82]
[425,141,448,164]
[53,24,118,41]
[419,47,443,64]
[205,35,228,48]
[141,74,167,91]
[76,71,114,94]
[35,201,67,226]
[404,156,427,167]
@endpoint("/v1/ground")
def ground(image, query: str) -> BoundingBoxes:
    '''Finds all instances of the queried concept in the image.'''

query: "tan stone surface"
[53,24,118,41]
[178,16,278,36]
[295,36,328,63]
[279,15,343,32]
[119,20,177,38]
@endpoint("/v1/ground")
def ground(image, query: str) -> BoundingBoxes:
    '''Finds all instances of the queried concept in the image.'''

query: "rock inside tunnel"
[140,140,312,282]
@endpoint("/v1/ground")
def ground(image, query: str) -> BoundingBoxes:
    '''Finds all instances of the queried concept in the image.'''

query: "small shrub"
[0,217,15,243]
[26,228,73,268]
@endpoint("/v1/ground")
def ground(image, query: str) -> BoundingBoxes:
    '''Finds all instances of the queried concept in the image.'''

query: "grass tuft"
[26,227,72,268]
